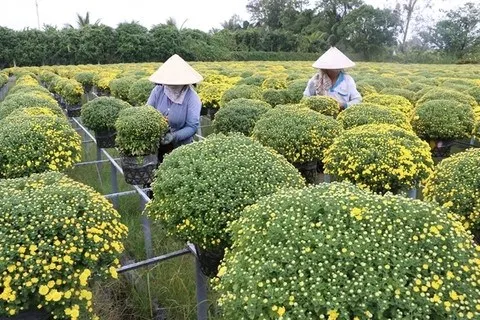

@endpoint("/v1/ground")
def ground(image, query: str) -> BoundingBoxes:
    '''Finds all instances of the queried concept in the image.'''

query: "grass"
[65,117,217,320]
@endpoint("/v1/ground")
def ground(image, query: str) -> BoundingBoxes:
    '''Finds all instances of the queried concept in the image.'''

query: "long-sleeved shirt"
[147,85,202,146]
[303,72,362,108]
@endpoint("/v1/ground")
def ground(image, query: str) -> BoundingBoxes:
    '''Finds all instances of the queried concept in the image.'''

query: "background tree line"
[0,0,479,68]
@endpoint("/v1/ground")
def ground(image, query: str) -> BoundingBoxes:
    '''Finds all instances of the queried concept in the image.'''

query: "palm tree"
[164,17,188,30]
[66,12,101,29]
[165,17,178,28]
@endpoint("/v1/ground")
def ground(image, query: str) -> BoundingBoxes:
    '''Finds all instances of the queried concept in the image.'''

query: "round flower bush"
[356,78,386,92]
[286,79,308,103]
[466,86,480,105]
[198,82,233,108]
[417,88,478,108]
[261,77,287,90]
[0,92,63,120]
[15,75,38,87]
[56,78,84,106]
[414,86,435,101]
[202,74,241,86]
[363,94,413,114]
[38,71,58,87]
[300,96,340,117]
[324,124,434,194]
[0,73,8,87]
[380,88,416,103]
[74,71,96,91]
[8,107,60,119]
[0,172,128,319]
[474,106,480,137]
[252,106,343,164]
[110,77,136,101]
[221,85,262,106]
[443,83,474,93]
[213,98,272,136]
[0,115,82,179]
[411,100,475,141]
[238,75,266,86]
[405,82,430,93]
[356,83,377,97]
[261,89,289,106]
[214,182,480,319]
[8,84,51,97]
[337,103,412,131]
[4,87,53,102]
[127,78,154,106]
[424,149,480,233]
[146,134,304,273]
[415,78,441,86]
[115,106,169,156]
[81,97,132,132]
[378,75,411,88]
[93,72,116,95]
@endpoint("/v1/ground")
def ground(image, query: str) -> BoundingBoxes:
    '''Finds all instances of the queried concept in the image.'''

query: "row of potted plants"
[0,74,128,319]
[0,172,128,319]
[39,71,84,117]
[80,96,169,186]
[0,74,82,179]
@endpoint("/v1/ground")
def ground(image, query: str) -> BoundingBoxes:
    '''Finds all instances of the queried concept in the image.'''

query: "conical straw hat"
[312,47,355,69]
[149,54,204,85]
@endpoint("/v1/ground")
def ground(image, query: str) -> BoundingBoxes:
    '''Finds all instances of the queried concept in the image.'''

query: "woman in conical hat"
[304,47,362,110]
[147,54,203,162]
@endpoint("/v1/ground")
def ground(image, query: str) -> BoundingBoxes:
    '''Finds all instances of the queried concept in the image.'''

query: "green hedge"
[228,51,319,61]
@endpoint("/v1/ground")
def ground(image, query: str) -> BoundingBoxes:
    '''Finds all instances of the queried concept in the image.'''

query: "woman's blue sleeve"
[147,85,161,107]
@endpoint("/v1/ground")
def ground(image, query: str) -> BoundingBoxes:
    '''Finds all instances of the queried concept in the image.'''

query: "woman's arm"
[172,92,201,142]
[347,76,362,107]
[147,85,161,107]
[303,76,316,97]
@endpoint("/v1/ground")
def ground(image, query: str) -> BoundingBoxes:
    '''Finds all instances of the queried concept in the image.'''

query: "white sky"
[0,0,474,32]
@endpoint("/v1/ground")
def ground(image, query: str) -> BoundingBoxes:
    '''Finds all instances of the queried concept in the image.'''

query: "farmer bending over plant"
[304,47,362,110]
[147,54,203,163]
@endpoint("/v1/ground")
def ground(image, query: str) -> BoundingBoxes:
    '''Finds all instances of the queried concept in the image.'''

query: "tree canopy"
[0,1,478,68]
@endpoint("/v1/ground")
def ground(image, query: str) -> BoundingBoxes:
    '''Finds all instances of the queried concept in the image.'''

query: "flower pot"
[0,309,51,320]
[201,107,218,120]
[66,104,82,118]
[430,140,452,158]
[92,87,110,97]
[97,90,110,97]
[194,244,225,278]
[83,84,93,94]
[121,154,158,186]
[53,93,63,107]
[95,129,117,149]
[294,161,320,185]
[0,85,8,101]
[474,230,480,245]
[60,97,68,109]
[316,161,324,173]
[207,107,218,120]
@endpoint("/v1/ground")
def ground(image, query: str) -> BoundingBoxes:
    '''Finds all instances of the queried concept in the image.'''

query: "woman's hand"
[161,133,174,145]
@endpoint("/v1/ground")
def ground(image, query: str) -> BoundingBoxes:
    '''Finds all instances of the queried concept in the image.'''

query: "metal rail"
[117,248,191,274]
[74,159,119,166]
